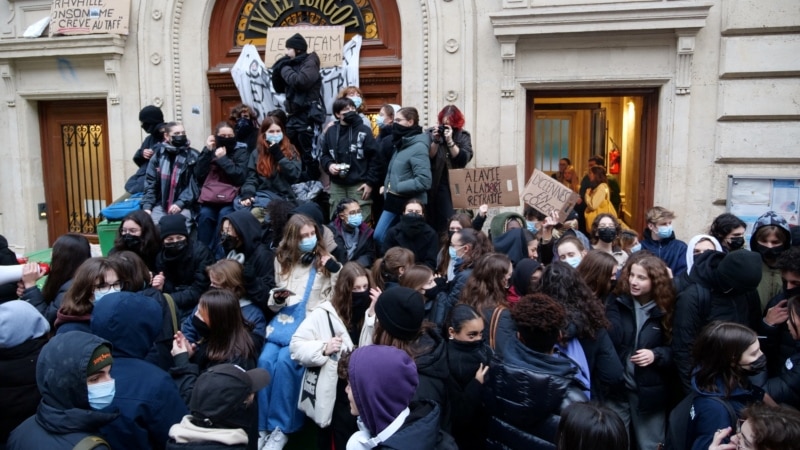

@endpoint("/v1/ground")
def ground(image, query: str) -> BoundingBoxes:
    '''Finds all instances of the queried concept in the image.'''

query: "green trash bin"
[97,220,120,256]
[24,248,52,289]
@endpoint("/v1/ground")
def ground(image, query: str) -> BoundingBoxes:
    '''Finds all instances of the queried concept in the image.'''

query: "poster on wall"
[727,175,800,246]
[50,0,131,36]
[521,169,580,222]
[230,34,362,123]
[449,166,520,209]
[265,26,345,68]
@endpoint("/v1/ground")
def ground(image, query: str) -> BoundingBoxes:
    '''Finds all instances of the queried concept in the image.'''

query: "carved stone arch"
[206,0,402,124]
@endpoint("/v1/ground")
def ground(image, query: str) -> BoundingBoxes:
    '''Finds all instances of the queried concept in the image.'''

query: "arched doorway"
[207,0,402,125]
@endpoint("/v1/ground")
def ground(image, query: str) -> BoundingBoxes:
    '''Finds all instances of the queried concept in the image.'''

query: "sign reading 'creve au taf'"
[235,0,378,47]
[49,0,130,36]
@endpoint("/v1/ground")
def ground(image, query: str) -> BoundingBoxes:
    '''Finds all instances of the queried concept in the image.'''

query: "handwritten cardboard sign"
[50,0,130,36]
[521,169,580,222]
[449,166,520,209]
[265,26,345,68]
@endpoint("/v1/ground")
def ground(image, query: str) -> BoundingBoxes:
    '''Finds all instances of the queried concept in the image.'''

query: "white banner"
[231,35,363,124]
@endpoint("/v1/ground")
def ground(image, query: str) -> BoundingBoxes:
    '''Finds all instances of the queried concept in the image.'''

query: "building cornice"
[0,35,126,60]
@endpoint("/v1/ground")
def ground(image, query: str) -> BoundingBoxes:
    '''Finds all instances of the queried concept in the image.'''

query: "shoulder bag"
[298,310,340,427]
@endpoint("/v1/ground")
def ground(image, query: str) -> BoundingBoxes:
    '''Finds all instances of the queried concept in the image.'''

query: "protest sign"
[449,166,520,209]
[520,169,580,222]
[265,26,344,68]
[50,0,130,36]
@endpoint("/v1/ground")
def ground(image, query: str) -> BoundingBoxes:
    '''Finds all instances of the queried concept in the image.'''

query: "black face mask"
[235,118,253,141]
[741,354,767,377]
[753,243,784,261]
[122,234,141,250]
[448,339,484,352]
[597,228,617,244]
[192,314,211,339]
[141,122,155,133]
[352,291,371,311]
[163,240,189,258]
[784,284,800,299]
[727,236,745,251]
[170,135,188,148]
[215,136,237,152]
[220,233,239,253]
[424,285,442,302]
[342,111,360,126]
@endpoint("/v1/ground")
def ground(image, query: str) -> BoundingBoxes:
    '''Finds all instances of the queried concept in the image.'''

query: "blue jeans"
[196,204,234,251]
[257,342,306,433]
[373,210,398,250]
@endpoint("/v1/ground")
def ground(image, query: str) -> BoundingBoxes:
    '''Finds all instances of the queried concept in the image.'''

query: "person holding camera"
[426,105,473,235]
[319,97,380,224]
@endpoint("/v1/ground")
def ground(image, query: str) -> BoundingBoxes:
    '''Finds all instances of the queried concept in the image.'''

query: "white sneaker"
[257,431,269,450]
[262,427,288,450]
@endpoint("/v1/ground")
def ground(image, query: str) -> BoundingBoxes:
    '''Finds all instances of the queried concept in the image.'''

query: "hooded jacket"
[488,212,526,241]
[384,133,432,206]
[319,117,380,188]
[750,211,792,309]
[383,214,438,270]
[483,339,588,450]
[0,301,49,444]
[376,401,457,450]
[142,143,200,212]
[7,331,119,450]
[641,228,689,276]
[491,228,530,266]
[90,292,188,450]
[155,240,214,319]
[672,251,763,391]
[222,210,275,311]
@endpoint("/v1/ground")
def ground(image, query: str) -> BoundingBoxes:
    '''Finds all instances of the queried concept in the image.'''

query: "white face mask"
[87,379,116,410]
[565,255,582,268]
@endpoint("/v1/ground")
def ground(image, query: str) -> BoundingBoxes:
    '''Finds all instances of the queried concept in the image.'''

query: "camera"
[437,125,447,136]
[336,163,350,178]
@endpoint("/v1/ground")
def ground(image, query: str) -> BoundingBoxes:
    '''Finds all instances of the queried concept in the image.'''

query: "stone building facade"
[0,0,797,252]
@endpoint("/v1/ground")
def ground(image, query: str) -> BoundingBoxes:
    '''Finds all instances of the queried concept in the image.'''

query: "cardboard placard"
[520,169,580,222]
[449,166,520,209]
[265,26,345,68]
[50,0,130,36]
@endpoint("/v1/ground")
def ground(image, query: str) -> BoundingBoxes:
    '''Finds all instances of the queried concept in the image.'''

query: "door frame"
[526,88,659,234]
[38,100,111,245]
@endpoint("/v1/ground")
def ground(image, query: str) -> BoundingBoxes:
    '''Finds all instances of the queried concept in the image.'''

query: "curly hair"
[263,198,296,247]
[372,247,415,290]
[742,403,800,450]
[535,261,610,339]
[453,228,493,269]
[709,213,746,244]
[276,214,333,278]
[576,250,618,301]
[616,255,676,341]
[512,293,567,353]
[460,253,511,315]
[691,321,758,397]
[590,213,622,246]
[776,246,800,275]
[331,262,373,329]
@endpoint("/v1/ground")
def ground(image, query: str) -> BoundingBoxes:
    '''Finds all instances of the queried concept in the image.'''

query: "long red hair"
[256,116,296,177]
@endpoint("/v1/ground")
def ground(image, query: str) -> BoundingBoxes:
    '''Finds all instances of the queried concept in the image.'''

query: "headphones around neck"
[301,251,316,266]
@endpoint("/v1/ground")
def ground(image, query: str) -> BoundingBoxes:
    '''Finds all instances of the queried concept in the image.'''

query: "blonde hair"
[646,206,675,224]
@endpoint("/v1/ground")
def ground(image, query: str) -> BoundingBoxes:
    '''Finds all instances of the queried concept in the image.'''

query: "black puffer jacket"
[412,329,451,430]
[383,214,438,269]
[446,339,493,450]
[605,293,673,413]
[765,340,800,408]
[7,332,119,450]
[221,210,275,312]
[672,251,763,391]
[155,240,214,320]
[483,339,588,450]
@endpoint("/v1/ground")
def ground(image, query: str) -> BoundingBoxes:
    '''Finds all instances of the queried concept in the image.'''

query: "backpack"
[663,391,737,450]
[100,192,143,221]
[73,435,109,450]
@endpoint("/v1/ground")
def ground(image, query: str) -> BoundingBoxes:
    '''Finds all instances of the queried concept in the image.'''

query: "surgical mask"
[448,246,459,261]
[377,115,390,127]
[93,287,120,303]
[266,133,283,145]
[630,243,642,253]
[656,225,673,239]
[299,236,317,253]
[565,256,582,268]
[727,236,745,251]
[87,379,116,410]
[347,213,363,228]
[597,228,617,243]
[171,135,188,148]
[350,96,362,109]
[740,354,767,377]
[122,234,141,250]
[526,221,538,234]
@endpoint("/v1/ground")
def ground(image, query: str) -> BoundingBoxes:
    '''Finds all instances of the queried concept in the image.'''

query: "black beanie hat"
[285,33,308,53]
[716,250,763,292]
[159,214,188,239]
[87,344,113,377]
[138,105,164,125]
[375,287,425,341]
